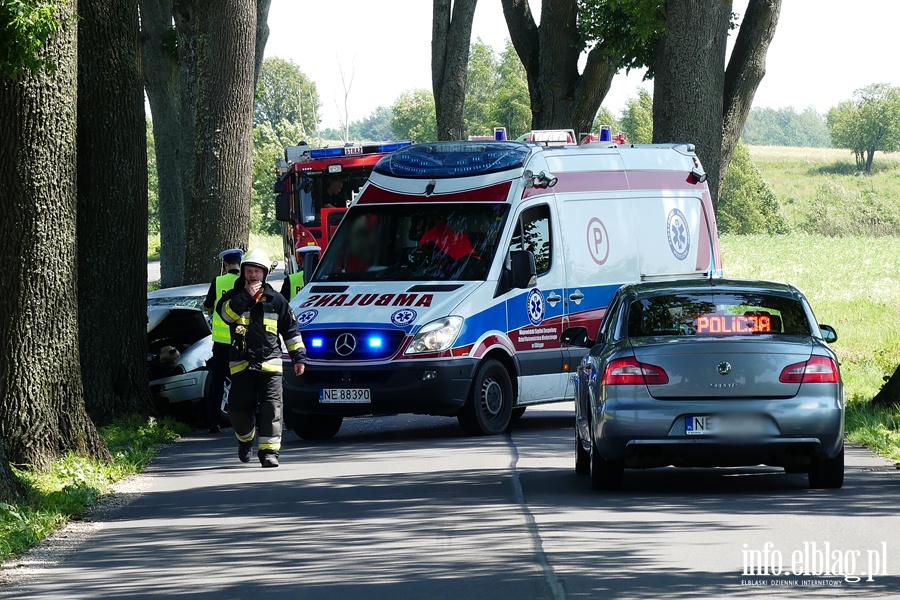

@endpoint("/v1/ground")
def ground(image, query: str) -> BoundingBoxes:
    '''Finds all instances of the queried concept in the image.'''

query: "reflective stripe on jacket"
[218,282,306,375]
[211,273,239,343]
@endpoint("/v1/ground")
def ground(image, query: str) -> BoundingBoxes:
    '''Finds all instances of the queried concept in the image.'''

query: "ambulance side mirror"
[508,249,537,289]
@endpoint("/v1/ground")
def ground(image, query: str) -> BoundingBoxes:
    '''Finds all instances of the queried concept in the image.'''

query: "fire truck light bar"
[308,141,414,160]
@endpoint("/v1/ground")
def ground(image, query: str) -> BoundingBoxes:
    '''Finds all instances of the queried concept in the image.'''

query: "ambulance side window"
[510,205,551,276]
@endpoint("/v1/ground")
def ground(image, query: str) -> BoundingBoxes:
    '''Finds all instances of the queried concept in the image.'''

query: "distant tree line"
[741,106,831,148]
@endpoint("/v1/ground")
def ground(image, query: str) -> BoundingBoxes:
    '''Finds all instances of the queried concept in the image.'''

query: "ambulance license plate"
[320,388,371,403]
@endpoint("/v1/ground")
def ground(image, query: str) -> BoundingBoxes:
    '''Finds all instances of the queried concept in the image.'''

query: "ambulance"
[283,138,723,439]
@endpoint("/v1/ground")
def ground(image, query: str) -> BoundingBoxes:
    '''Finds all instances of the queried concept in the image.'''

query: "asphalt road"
[3,404,900,599]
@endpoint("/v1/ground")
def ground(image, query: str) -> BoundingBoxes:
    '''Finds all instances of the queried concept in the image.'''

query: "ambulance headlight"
[405,316,463,355]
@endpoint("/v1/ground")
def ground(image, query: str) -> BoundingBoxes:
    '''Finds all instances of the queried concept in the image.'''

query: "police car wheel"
[458,359,513,436]
[294,414,344,441]
[575,429,590,475]
[808,447,844,489]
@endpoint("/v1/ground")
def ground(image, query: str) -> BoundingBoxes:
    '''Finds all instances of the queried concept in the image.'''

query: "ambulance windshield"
[314,204,511,282]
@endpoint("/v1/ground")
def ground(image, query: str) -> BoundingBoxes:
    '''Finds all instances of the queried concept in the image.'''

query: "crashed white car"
[146,284,222,417]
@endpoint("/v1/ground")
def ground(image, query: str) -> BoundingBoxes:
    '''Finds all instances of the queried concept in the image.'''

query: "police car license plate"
[320,388,371,403]
[685,415,767,436]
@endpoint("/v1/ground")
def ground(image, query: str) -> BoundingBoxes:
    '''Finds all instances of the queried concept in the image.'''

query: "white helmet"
[241,248,271,278]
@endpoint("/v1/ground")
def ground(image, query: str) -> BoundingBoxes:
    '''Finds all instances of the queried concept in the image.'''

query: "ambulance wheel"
[294,414,343,440]
[458,359,513,436]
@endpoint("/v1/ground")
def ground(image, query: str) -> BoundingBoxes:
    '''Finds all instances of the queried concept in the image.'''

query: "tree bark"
[719,0,781,201]
[652,0,731,208]
[0,439,23,502]
[254,0,272,88]
[0,2,109,469]
[182,0,256,284]
[141,0,187,288]
[174,0,198,276]
[432,0,478,140]
[872,364,900,407]
[78,0,157,422]
[501,0,617,134]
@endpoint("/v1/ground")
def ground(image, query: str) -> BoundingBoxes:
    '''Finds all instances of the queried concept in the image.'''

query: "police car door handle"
[546,292,562,306]
[569,290,584,304]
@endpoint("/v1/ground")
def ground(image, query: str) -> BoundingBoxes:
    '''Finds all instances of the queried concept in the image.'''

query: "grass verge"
[0,415,191,564]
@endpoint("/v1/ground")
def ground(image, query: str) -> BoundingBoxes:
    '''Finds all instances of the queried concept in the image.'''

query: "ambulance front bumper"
[282,358,478,417]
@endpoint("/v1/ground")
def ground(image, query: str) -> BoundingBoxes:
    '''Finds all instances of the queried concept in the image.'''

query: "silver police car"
[564,279,844,491]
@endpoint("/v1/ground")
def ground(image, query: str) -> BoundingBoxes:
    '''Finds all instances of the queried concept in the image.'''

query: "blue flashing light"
[309,147,344,159]
[373,141,531,179]
[367,336,384,349]
[494,127,507,141]
[310,337,324,348]
[377,141,414,153]
[600,126,612,142]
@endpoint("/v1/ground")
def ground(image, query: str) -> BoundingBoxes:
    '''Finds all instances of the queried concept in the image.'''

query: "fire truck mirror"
[275,193,292,222]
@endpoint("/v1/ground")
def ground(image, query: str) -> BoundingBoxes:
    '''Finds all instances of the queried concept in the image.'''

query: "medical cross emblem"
[527,288,545,326]
[666,208,690,261]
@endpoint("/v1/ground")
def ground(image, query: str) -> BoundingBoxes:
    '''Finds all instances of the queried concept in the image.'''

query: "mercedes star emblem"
[335,333,357,357]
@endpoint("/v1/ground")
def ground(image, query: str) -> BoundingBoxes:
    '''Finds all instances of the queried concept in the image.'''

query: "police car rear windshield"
[372,142,531,178]
[627,292,812,337]
[314,204,511,282]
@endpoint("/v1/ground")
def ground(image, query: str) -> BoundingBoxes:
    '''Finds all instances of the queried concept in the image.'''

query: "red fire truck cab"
[274,140,413,275]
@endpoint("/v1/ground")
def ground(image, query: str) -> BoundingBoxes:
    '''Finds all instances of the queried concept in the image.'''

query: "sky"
[264,0,900,132]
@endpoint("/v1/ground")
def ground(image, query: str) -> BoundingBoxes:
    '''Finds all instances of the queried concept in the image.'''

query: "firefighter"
[218,248,306,468]
[203,248,243,433]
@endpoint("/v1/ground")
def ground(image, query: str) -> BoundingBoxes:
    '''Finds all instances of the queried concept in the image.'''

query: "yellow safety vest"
[211,273,239,343]
[286,271,305,300]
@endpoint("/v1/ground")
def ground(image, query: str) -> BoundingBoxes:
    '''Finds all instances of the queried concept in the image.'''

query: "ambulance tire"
[294,414,344,441]
[458,359,513,436]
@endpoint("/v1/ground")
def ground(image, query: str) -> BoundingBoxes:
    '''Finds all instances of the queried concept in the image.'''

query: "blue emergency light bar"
[308,141,413,160]
[373,141,531,179]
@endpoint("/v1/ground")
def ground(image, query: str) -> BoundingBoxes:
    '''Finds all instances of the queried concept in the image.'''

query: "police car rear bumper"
[282,358,478,417]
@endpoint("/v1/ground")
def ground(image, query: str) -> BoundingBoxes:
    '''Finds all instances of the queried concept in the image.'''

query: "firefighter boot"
[259,450,279,468]
[238,440,253,463]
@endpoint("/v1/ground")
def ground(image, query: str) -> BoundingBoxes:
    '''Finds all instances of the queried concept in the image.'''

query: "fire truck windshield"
[314,204,511,282]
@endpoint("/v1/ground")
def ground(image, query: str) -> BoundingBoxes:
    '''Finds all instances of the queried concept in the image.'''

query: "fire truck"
[274,140,413,275]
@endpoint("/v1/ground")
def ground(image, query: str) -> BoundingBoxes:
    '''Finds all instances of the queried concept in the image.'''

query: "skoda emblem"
[335,333,357,357]
[717,361,732,376]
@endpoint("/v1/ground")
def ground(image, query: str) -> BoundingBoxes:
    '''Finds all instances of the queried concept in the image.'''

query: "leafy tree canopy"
[577,0,665,76]
[619,87,653,143]
[742,106,831,148]
[0,0,69,78]
[254,57,320,138]
[391,88,437,142]
[827,83,900,172]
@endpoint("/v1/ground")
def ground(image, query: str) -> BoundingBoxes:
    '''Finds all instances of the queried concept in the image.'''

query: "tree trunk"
[652,0,731,209]
[254,0,272,88]
[141,0,187,288]
[175,0,198,277]
[78,0,157,423]
[865,149,875,172]
[182,1,256,284]
[0,440,23,502]
[872,364,900,407]
[501,0,617,134]
[432,0,478,140]
[719,0,781,201]
[0,2,109,469]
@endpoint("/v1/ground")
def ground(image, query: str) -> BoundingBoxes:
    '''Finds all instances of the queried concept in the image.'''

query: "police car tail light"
[779,356,839,384]
[405,316,463,355]
[603,357,669,385]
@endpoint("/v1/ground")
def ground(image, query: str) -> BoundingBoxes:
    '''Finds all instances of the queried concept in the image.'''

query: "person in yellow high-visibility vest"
[202,248,242,433]
[279,269,305,301]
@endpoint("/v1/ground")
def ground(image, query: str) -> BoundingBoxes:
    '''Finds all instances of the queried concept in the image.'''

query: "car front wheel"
[808,447,844,489]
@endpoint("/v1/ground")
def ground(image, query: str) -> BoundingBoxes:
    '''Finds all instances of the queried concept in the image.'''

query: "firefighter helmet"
[241,248,271,277]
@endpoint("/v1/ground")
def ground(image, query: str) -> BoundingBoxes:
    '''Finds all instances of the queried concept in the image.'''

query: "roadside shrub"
[717,142,788,234]
[801,180,900,236]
